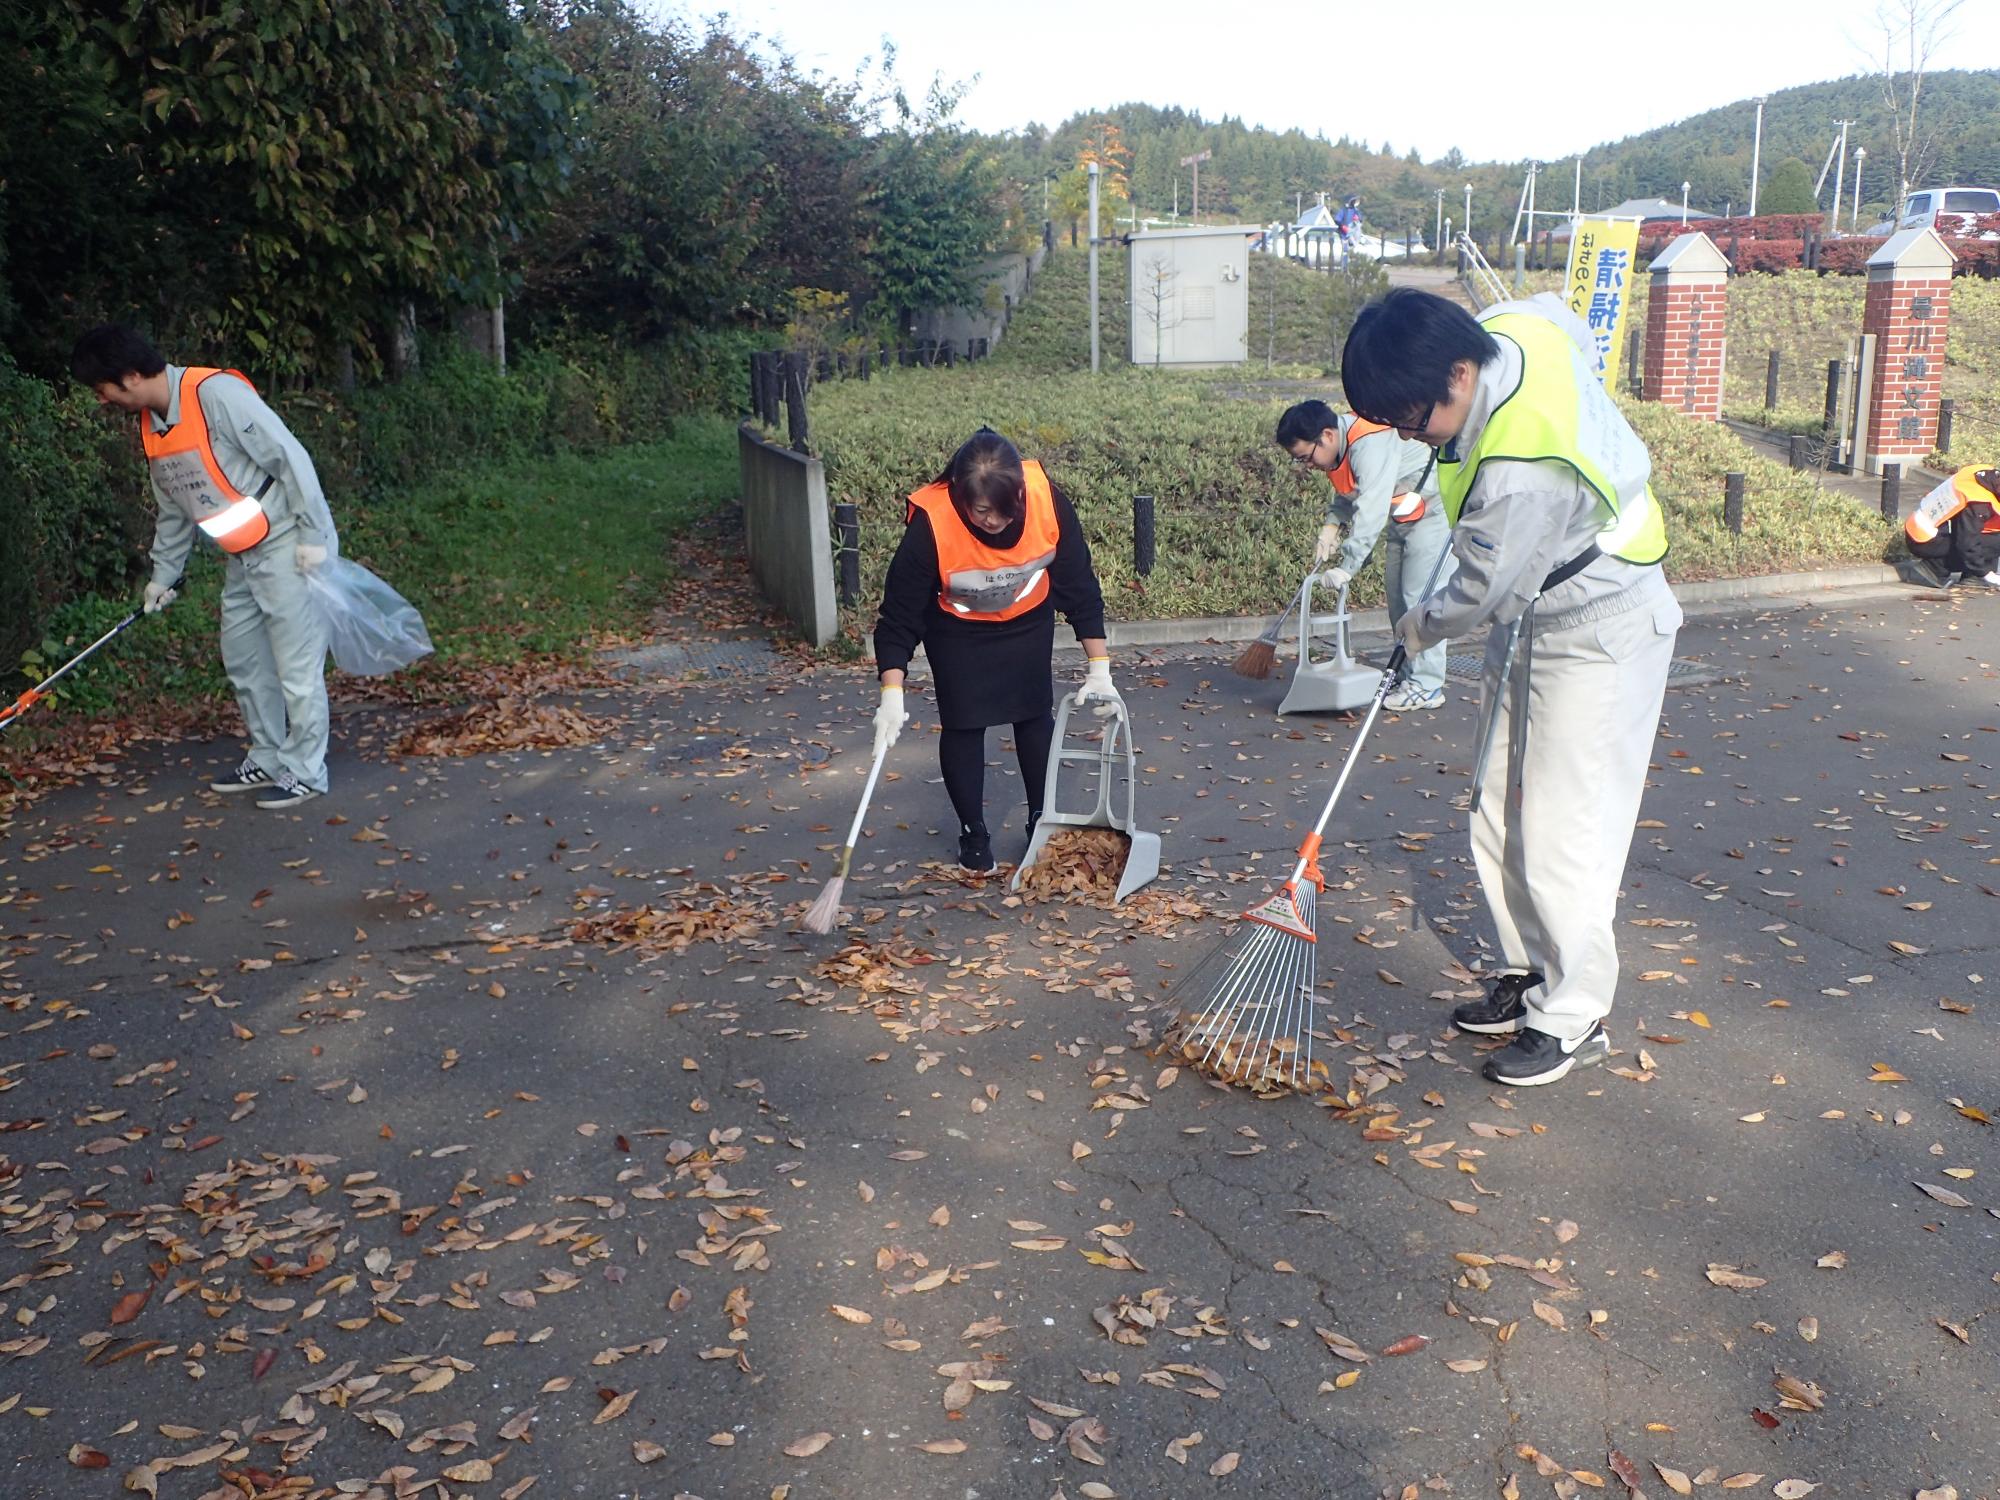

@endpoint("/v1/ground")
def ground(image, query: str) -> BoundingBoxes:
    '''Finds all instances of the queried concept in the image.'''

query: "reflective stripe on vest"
[906,459,1061,621]
[142,368,272,554]
[1388,492,1426,523]
[1437,312,1669,567]
[1907,467,2000,544]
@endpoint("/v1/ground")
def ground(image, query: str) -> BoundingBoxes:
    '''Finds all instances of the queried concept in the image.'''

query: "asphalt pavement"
[2,583,1997,1500]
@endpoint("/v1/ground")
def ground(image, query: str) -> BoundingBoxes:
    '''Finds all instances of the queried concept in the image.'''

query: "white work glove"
[1073,656,1123,718]
[1312,523,1342,566]
[872,684,908,756]
[295,542,329,575]
[1394,608,1427,665]
[142,581,177,614]
[1320,565,1353,594]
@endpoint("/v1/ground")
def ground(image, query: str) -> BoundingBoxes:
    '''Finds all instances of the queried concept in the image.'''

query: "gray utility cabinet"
[1127,227,1255,367]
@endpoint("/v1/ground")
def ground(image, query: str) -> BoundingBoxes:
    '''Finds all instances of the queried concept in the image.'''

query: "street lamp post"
[1681,181,1691,225]
[1180,149,1211,222]
[1434,188,1444,255]
[1748,95,1766,217]
[1852,148,1866,233]
[1463,182,1473,245]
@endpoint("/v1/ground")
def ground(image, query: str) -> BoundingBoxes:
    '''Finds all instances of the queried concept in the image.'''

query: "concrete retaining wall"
[913,243,1049,353]
[737,423,836,647]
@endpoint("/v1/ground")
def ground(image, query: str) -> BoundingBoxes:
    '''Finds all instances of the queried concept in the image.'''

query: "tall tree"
[867,96,1005,333]
[1868,0,1967,204]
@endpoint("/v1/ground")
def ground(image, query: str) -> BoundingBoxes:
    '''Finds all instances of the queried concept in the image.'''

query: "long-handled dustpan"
[1012,695,1160,903]
[1278,574,1379,716]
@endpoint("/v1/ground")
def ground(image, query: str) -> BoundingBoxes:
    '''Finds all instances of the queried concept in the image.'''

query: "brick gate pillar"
[1861,227,1955,474]
[1642,232,1730,421]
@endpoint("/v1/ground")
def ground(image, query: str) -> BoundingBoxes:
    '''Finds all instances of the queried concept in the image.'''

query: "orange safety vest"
[142,367,273,554]
[1907,466,2000,544]
[1326,417,1427,522]
[907,460,1061,621]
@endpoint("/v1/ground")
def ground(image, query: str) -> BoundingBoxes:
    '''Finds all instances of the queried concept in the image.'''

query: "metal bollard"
[1765,349,1780,411]
[1823,360,1843,440]
[1880,462,1902,520]
[1938,398,1955,455]
[1788,434,1809,470]
[1724,471,1745,534]
[783,353,810,452]
[835,502,860,607]
[1132,494,1156,577]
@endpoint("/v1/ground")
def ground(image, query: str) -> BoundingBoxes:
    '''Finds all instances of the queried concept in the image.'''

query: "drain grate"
[603,639,781,680]
[1444,653,1722,689]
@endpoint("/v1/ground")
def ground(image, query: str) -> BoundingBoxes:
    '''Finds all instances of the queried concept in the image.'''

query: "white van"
[1865,186,2000,237]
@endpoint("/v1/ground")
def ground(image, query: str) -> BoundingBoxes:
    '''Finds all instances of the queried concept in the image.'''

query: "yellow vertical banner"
[1563,216,1642,388]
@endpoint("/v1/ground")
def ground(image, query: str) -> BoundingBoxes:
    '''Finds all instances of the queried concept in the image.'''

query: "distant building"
[1548,198,1717,238]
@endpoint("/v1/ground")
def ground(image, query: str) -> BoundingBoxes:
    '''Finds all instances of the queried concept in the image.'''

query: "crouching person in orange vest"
[871,429,1116,872]
[1905,467,2000,590]
[71,325,337,810]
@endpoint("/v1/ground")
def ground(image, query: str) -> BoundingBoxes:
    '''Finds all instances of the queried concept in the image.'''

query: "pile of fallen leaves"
[1015,827,1131,904]
[391,697,614,757]
[1165,1002,1337,1099]
[811,938,938,996]
[571,888,767,953]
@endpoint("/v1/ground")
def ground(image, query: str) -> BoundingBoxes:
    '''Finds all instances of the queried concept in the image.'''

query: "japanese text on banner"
[1563,216,1641,389]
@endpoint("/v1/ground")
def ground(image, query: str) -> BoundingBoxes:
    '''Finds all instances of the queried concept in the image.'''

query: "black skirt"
[924,600,1057,730]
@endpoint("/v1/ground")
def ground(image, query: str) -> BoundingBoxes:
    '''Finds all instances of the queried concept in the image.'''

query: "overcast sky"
[700,0,2000,163]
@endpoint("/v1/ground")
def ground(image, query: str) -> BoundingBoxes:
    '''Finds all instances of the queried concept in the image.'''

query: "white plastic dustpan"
[1012,695,1160,903]
[1278,571,1379,716]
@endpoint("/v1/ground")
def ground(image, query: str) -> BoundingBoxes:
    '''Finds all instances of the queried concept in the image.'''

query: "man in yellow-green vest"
[1341,288,1683,1088]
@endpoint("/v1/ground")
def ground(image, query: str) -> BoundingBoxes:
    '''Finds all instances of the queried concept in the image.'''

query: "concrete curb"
[1092,563,1906,651]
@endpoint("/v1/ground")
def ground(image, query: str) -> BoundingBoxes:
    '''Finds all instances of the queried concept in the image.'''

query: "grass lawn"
[812,363,1896,631]
[4,414,740,736]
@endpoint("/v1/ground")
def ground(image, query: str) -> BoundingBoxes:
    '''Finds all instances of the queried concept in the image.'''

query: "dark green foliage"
[1759,158,1822,215]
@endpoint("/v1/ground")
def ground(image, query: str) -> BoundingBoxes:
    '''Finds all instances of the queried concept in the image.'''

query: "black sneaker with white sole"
[210,757,274,794]
[958,825,995,872]
[1481,1023,1610,1087]
[1451,970,1545,1035]
[255,771,322,811]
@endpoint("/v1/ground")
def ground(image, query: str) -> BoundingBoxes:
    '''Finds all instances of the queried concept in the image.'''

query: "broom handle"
[831,742,890,877]
[1260,574,1313,646]
[1283,536,1454,889]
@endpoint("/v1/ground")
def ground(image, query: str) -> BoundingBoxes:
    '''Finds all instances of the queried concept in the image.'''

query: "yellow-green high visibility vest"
[1437,311,1669,567]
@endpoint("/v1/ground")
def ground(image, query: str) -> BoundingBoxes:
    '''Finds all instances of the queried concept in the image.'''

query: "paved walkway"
[2,583,1997,1500]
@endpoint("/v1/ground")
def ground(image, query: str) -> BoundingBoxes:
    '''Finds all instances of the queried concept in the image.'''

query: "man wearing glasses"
[1340,288,1683,1088]
[1275,398,1451,710]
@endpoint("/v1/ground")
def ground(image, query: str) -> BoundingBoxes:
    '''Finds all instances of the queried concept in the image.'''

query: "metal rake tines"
[1173,883,1327,1093]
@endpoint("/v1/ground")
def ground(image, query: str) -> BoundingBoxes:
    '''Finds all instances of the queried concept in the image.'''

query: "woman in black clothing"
[872,429,1119,872]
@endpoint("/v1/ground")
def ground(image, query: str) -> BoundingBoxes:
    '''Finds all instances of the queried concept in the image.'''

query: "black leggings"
[938,714,1054,833]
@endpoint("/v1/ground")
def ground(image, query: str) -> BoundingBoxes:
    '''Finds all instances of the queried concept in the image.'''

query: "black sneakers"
[1481,1023,1610,1087]
[958,826,995,872]
[210,757,273,794]
[1451,971,1544,1035]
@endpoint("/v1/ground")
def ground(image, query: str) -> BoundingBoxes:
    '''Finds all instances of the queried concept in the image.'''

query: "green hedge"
[1,328,757,673]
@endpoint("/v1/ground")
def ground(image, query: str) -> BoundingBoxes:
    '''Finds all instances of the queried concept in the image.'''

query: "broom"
[801,740,890,934]
[1231,573,1313,679]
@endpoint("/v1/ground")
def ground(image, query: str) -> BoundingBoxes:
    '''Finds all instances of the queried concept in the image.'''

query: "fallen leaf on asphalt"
[1532,1301,1566,1330]
[633,1441,666,1464]
[1936,1318,1970,1344]
[1654,1464,1692,1495]
[68,1445,110,1469]
[1917,1183,1971,1208]
[443,1460,494,1482]
[1706,1264,1767,1289]
[1608,1451,1643,1489]
[593,1389,636,1425]
[109,1288,151,1325]
[1444,1358,1488,1373]
[1011,1237,1067,1251]
[831,1305,872,1324]
[122,1467,157,1497]
[1720,1475,1764,1489]
[1798,1316,1819,1342]
[1773,1372,1825,1411]
[1380,1334,1429,1356]
[1210,1451,1241,1476]
[707,1432,735,1446]
[915,1438,967,1454]
[1914,1487,1959,1500]
[1165,1430,1203,1463]
[1773,1482,1817,1499]
[1555,1219,1579,1245]
[1816,1250,1847,1269]
[784,1432,833,1457]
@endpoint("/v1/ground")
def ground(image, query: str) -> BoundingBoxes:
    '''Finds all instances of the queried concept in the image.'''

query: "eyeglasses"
[1288,442,1321,468]
[1391,403,1435,438]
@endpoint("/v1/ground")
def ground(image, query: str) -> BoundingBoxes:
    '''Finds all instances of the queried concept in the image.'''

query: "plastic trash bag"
[303,556,434,676]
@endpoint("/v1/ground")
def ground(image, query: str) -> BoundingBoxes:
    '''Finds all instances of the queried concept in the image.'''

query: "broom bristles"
[801,874,846,935]
[1231,637,1278,679]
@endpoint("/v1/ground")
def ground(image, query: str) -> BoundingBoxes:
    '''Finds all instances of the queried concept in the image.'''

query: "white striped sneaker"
[209,758,273,794]
[255,772,322,811]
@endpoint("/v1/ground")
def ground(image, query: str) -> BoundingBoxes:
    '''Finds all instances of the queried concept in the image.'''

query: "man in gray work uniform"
[71,324,338,810]
[1276,398,1452,709]
[1341,289,1682,1088]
